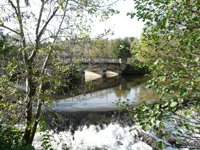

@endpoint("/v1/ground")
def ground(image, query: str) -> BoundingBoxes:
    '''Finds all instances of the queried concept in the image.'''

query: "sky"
[91,0,145,39]
[0,0,144,40]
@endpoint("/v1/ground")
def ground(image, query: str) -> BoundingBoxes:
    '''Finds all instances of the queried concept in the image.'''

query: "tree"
[0,0,118,148]
[117,0,200,149]
[111,37,131,58]
[89,38,109,58]
[0,34,10,55]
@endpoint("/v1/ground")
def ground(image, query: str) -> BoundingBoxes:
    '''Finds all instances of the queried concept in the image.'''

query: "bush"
[0,125,35,150]
[118,0,200,149]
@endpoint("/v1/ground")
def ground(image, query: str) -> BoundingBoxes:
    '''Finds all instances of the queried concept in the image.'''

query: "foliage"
[74,36,138,59]
[0,0,118,148]
[89,38,110,58]
[111,37,131,58]
[132,35,154,62]
[0,125,35,150]
[0,35,11,55]
[117,0,200,149]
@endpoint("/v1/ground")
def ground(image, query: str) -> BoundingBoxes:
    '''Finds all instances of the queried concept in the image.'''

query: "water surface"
[53,76,157,111]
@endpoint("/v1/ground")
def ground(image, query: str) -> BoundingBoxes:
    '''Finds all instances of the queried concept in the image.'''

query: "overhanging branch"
[0,24,20,35]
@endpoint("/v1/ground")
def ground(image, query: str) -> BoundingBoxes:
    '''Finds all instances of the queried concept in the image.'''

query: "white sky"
[91,0,145,39]
[1,0,144,40]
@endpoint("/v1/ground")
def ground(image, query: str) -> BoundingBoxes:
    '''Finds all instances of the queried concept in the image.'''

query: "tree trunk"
[23,63,33,144]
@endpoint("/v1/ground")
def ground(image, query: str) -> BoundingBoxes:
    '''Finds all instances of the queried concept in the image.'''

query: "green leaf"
[162,17,169,26]
[178,98,183,103]
[154,59,159,65]
[158,141,165,149]
[194,57,199,62]
[184,124,190,130]
[189,45,195,50]
[157,116,162,121]
[176,140,181,144]
[172,77,178,80]
[134,62,139,66]
[194,77,200,82]
[185,115,191,119]
[196,36,200,41]
[159,76,166,81]
[142,125,149,131]
[177,130,183,134]
[129,128,137,132]
[154,104,159,109]
[163,101,169,106]
[133,52,139,56]
[195,0,200,5]
[192,6,197,11]
[151,142,157,148]
[170,102,177,108]
[157,129,161,133]
[150,116,156,123]
[166,18,169,27]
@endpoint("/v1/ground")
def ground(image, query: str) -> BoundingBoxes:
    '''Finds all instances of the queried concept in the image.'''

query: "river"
[32,75,180,150]
[52,75,157,112]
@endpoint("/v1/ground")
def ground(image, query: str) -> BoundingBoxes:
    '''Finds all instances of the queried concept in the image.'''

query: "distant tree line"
[89,37,139,59]
[0,34,139,59]
[41,36,139,59]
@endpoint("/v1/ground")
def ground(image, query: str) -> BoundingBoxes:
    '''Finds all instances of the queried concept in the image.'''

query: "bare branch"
[30,3,68,142]
[36,0,45,36]
[16,0,26,48]
[0,24,20,35]
[37,6,59,41]
[29,0,68,62]
[8,0,19,16]
[29,6,59,62]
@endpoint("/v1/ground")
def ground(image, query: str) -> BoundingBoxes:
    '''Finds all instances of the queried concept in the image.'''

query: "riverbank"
[122,64,149,75]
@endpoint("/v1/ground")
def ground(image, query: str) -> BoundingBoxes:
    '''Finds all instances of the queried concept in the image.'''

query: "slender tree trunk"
[23,63,33,144]
[9,0,34,145]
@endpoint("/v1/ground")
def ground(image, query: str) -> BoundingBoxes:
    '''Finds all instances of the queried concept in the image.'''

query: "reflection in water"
[53,76,157,111]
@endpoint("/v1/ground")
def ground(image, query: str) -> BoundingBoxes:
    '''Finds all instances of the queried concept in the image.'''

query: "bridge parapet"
[56,57,126,64]
[81,58,121,64]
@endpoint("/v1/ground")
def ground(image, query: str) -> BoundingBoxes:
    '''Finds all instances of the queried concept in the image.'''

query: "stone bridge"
[0,56,130,79]
[53,57,128,78]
